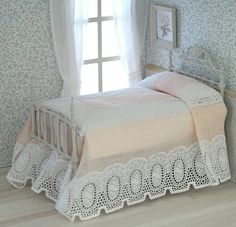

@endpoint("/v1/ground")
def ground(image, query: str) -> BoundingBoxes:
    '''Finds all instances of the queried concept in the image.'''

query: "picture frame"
[151,4,176,49]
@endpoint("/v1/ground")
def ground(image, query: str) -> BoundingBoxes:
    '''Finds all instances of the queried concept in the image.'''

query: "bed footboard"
[30,98,79,168]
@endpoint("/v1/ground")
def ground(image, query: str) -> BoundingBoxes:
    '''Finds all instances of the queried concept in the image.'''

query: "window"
[80,0,129,95]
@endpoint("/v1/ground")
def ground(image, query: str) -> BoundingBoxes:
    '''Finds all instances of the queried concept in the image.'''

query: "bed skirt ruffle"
[7,135,230,222]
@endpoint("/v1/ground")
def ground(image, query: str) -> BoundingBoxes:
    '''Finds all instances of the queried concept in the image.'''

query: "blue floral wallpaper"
[0,0,62,167]
[145,0,236,90]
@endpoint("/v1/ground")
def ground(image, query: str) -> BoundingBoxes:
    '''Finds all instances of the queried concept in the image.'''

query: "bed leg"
[71,128,78,173]
[70,97,79,172]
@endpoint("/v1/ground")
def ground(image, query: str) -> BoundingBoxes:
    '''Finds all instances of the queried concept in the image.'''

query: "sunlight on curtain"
[103,61,129,92]
[112,0,142,85]
[51,0,142,96]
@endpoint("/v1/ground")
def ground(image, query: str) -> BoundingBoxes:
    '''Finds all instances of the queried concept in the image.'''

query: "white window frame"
[83,0,120,92]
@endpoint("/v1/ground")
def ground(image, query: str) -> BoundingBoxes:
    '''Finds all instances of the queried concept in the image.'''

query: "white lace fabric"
[175,83,223,107]
[7,135,230,222]
[139,72,223,108]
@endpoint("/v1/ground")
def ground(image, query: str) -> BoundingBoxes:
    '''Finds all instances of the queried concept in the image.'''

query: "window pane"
[102,21,119,58]
[84,22,98,60]
[102,0,113,17]
[81,64,99,95]
[88,0,97,18]
[103,60,129,92]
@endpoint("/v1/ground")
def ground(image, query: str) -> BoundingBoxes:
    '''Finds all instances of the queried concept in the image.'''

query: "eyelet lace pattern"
[7,135,230,222]
[139,73,223,108]
[175,83,223,107]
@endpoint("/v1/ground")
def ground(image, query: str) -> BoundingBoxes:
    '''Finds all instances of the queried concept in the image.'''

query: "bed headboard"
[169,45,225,97]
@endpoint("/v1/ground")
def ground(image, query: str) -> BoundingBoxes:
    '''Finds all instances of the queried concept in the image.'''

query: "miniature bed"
[7,47,231,222]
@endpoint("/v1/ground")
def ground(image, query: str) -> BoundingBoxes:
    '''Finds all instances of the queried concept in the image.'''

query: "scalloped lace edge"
[7,135,231,222]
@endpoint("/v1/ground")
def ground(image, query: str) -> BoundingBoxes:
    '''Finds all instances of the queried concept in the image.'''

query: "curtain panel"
[50,0,143,95]
[112,0,142,85]
[50,0,88,97]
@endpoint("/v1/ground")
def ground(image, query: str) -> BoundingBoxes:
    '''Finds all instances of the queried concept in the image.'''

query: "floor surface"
[1,167,236,227]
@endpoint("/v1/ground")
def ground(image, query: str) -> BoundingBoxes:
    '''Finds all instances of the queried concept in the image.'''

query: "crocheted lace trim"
[7,135,230,222]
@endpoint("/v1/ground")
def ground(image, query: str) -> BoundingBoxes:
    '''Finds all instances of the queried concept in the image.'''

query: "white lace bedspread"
[7,72,231,222]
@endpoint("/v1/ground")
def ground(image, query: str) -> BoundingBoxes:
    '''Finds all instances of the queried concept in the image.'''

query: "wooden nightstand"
[145,64,167,77]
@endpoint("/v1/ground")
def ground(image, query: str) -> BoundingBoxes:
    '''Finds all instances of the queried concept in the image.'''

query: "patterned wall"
[0,0,62,167]
[145,0,236,90]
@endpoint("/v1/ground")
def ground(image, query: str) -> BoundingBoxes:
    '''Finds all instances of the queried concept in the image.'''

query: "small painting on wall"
[151,5,176,49]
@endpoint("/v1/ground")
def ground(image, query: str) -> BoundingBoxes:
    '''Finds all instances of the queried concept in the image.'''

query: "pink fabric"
[154,71,195,94]
[13,71,229,185]
[148,72,227,184]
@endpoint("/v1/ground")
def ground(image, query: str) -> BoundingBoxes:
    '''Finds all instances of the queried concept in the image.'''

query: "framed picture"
[151,5,176,49]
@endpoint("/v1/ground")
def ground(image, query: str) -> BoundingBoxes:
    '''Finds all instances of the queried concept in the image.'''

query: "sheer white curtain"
[112,0,142,85]
[50,0,88,97]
